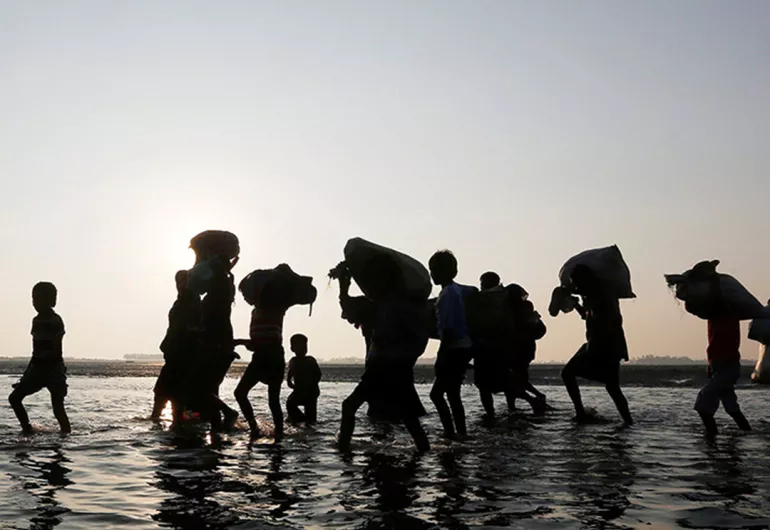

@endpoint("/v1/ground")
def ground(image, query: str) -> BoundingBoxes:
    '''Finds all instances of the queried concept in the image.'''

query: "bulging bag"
[239,264,317,311]
[665,261,763,321]
[343,238,432,301]
[559,245,635,299]
[190,230,240,264]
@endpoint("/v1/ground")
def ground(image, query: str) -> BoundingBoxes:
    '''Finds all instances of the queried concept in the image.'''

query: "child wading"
[234,276,291,441]
[9,282,71,434]
[286,334,322,424]
[559,265,633,425]
[429,250,476,439]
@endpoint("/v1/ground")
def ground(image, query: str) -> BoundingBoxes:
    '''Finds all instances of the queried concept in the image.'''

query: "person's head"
[429,250,458,286]
[479,271,501,291]
[506,283,529,302]
[290,334,308,357]
[32,282,57,313]
[175,270,189,295]
[570,265,598,295]
[362,254,404,300]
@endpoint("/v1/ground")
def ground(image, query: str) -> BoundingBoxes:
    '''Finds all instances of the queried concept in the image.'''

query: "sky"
[1,1,769,362]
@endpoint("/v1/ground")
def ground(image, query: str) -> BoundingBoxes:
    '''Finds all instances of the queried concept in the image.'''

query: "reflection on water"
[2,379,770,529]
[12,445,73,530]
[151,435,239,530]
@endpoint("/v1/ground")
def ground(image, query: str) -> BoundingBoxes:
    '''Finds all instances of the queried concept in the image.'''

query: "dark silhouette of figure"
[474,273,546,419]
[505,283,547,414]
[194,255,240,432]
[689,263,752,437]
[560,265,633,425]
[9,282,71,434]
[429,250,475,439]
[234,278,291,441]
[152,270,201,422]
[286,334,321,424]
[338,255,430,452]
[333,261,394,421]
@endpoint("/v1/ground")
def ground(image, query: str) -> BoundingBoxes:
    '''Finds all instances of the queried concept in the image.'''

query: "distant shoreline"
[0,359,761,388]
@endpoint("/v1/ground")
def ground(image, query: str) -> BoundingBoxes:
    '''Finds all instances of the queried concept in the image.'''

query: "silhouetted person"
[474,271,515,419]
[506,283,547,415]
[429,250,475,439]
[689,264,751,437]
[152,270,201,421]
[333,262,397,421]
[286,334,321,424]
[338,255,430,452]
[475,274,546,418]
[234,278,291,441]
[195,255,239,432]
[9,282,71,434]
[560,265,633,425]
[479,271,501,292]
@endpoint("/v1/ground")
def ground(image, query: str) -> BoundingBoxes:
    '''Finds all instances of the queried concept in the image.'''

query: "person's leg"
[719,368,751,431]
[403,415,430,452]
[234,361,261,437]
[479,389,495,419]
[446,380,467,437]
[606,383,633,425]
[339,383,367,451]
[694,377,720,437]
[286,391,304,424]
[50,392,71,434]
[305,397,318,424]
[9,387,34,433]
[267,382,284,441]
[430,378,455,437]
[562,348,589,421]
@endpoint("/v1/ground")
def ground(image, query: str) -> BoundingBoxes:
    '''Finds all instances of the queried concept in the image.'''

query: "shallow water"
[1,376,770,529]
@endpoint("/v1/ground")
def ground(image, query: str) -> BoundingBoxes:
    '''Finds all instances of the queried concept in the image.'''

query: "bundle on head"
[240,264,317,313]
[558,245,635,299]
[190,230,240,265]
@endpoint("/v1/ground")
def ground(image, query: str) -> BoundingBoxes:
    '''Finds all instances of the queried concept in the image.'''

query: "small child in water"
[9,282,71,434]
[286,334,322,424]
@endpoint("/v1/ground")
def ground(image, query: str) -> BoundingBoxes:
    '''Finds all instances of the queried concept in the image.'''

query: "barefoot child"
[560,266,633,425]
[286,334,322,424]
[9,282,71,434]
[429,250,476,439]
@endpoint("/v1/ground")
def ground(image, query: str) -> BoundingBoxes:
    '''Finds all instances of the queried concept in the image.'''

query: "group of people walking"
[7,232,757,448]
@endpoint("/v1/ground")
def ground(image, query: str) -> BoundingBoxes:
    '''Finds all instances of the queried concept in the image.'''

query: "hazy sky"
[2,1,769,362]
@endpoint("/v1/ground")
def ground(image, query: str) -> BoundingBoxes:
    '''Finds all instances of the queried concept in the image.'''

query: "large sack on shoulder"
[239,264,317,310]
[665,261,763,321]
[344,238,431,301]
[559,245,635,299]
[190,230,240,264]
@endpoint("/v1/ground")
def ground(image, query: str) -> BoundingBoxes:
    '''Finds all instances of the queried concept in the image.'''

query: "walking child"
[286,334,322,424]
[428,250,476,439]
[9,282,71,434]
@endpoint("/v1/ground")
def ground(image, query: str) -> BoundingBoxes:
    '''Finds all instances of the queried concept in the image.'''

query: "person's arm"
[312,358,322,385]
[437,289,462,344]
[573,298,587,320]
[286,358,295,388]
